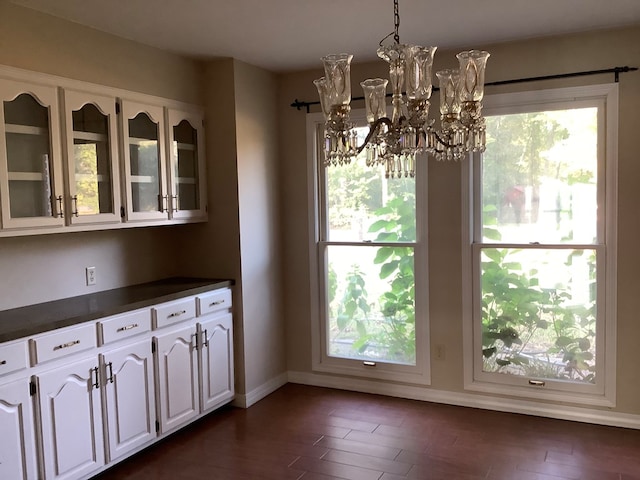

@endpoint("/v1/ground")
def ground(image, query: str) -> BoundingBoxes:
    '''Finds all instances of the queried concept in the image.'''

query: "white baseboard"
[287,370,640,430]
[232,372,288,408]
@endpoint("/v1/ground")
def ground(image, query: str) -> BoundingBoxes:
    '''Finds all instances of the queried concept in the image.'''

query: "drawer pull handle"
[107,362,114,384]
[167,310,187,318]
[53,340,80,351]
[209,300,225,307]
[91,366,99,389]
[117,323,139,332]
[0,360,6,365]
[529,380,546,387]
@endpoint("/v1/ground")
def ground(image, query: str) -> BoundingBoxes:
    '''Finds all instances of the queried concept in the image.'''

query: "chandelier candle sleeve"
[314,0,489,175]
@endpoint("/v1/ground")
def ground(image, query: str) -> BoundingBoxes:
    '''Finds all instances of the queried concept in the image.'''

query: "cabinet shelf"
[8,171,45,181]
[176,143,196,151]
[177,177,196,185]
[73,131,108,142]
[129,137,157,146]
[130,175,156,184]
[5,123,48,136]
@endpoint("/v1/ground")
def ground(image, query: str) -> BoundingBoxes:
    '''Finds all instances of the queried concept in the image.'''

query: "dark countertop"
[0,277,234,343]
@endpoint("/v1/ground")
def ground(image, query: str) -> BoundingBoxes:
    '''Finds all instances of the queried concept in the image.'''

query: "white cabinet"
[0,285,233,479]
[0,378,38,480]
[120,99,168,222]
[61,89,121,226]
[154,289,234,433]
[166,107,207,221]
[199,312,234,412]
[154,322,199,434]
[101,339,155,462]
[36,356,105,480]
[0,78,65,230]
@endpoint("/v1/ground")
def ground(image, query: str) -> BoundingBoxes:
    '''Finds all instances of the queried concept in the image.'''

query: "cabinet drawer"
[197,289,232,316]
[31,323,97,365]
[0,340,29,376]
[98,309,151,345]
[153,297,196,329]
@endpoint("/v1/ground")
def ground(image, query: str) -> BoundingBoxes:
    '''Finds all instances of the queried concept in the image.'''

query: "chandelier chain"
[393,0,400,44]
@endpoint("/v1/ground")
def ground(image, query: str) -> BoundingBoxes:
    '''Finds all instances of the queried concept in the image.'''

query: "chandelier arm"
[355,117,394,155]
[431,129,461,150]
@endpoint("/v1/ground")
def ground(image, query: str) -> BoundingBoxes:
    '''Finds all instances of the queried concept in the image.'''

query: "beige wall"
[278,26,640,414]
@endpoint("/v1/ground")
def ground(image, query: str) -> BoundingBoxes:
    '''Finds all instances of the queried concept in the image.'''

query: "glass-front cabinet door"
[0,79,64,230]
[120,100,168,222]
[62,90,120,225]
[166,108,207,221]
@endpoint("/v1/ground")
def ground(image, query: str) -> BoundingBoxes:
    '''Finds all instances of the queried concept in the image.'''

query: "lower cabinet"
[36,357,105,480]
[154,323,199,433]
[101,339,156,462]
[1,287,234,480]
[154,311,235,434]
[199,312,234,412]
[0,377,38,480]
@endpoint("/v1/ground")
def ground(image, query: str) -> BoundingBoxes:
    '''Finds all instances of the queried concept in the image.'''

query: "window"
[308,111,429,383]
[463,84,617,406]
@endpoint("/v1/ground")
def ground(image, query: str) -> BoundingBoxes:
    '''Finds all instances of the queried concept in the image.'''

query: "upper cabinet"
[0,79,65,230]
[62,89,121,225]
[0,66,208,236]
[167,108,207,221]
[120,100,168,222]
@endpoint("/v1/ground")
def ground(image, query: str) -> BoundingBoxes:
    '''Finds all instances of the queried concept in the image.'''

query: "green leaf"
[496,359,511,367]
[483,347,497,358]
[380,260,400,279]
[373,248,393,264]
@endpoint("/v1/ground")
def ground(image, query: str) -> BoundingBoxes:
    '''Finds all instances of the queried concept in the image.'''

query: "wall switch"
[86,266,97,286]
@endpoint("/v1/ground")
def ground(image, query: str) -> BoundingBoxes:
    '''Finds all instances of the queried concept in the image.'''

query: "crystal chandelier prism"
[314,0,490,178]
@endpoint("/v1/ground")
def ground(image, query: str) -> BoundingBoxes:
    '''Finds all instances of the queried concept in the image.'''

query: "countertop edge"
[0,277,234,344]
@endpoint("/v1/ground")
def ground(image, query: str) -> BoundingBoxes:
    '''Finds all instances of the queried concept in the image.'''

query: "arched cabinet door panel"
[36,357,105,480]
[0,79,64,230]
[120,99,168,222]
[166,107,207,221]
[61,89,121,226]
[198,312,234,412]
[0,378,37,480]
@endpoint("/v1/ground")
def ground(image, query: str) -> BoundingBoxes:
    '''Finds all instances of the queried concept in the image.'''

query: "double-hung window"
[308,111,429,384]
[463,84,618,406]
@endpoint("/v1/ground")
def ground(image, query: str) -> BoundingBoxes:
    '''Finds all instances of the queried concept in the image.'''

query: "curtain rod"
[290,65,638,113]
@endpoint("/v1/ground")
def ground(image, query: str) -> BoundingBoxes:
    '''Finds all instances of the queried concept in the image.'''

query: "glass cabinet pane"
[3,93,54,219]
[172,120,199,211]
[71,104,113,216]
[128,113,160,212]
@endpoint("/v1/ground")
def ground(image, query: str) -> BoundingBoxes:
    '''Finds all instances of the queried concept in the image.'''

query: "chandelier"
[313,0,490,178]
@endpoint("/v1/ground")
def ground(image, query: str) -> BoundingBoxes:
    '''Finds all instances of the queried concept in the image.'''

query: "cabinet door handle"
[91,366,99,389]
[53,339,80,351]
[159,194,169,213]
[172,195,179,212]
[209,300,225,307]
[71,195,79,217]
[107,362,114,384]
[203,329,209,348]
[116,323,139,332]
[56,195,64,218]
[167,310,186,319]
[0,360,6,365]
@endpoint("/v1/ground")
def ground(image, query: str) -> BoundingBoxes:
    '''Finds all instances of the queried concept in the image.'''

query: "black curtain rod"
[290,65,638,113]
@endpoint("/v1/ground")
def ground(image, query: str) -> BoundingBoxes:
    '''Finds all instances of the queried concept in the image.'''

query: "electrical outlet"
[86,266,97,286]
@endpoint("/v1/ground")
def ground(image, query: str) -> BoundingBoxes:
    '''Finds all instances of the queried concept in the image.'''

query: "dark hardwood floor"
[95,383,640,480]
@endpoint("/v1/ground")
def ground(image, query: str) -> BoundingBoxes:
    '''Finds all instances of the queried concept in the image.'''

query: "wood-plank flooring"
[95,384,640,480]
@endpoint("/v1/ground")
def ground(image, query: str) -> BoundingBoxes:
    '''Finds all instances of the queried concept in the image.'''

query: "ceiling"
[10,0,640,72]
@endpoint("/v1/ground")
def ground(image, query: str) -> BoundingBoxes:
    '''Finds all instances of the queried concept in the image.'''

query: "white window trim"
[462,83,618,407]
[307,110,431,385]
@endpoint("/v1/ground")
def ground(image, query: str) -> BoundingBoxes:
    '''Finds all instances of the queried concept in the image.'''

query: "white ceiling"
[10,0,640,72]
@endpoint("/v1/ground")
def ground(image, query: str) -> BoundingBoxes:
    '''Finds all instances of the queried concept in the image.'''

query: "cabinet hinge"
[155,420,160,433]
[29,380,37,397]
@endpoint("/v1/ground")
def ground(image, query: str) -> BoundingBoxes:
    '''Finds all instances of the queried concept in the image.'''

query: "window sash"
[464,84,617,406]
